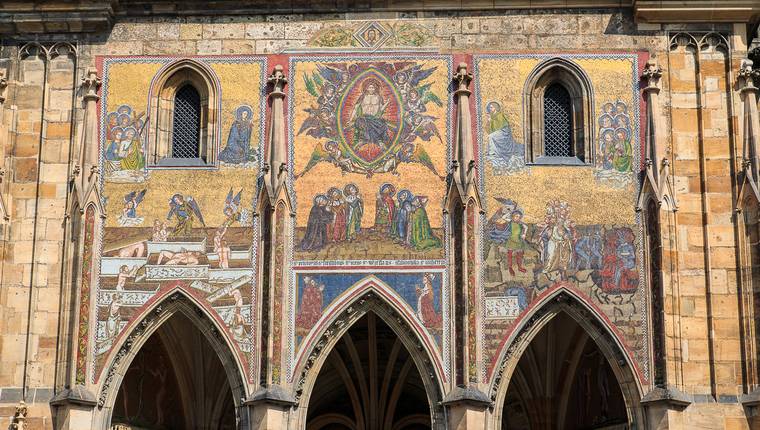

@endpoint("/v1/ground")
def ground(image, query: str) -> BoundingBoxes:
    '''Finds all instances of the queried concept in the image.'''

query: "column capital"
[453,62,472,96]
[738,58,760,93]
[81,69,101,103]
[268,64,288,97]
[641,59,662,94]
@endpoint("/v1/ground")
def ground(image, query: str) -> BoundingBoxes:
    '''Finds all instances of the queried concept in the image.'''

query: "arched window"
[524,58,594,164]
[543,83,573,157]
[148,59,221,167]
[171,84,201,159]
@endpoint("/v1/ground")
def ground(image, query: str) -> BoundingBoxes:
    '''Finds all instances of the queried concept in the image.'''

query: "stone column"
[443,62,490,430]
[739,59,760,185]
[639,57,692,430]
[0,69,10,223]
[642,59,663,184]
[78,69,101,194]
[245,386,295,430]
[248,64,295,430]
[266,64,287,195]
[739,59,760,422]
[453,62,473,188]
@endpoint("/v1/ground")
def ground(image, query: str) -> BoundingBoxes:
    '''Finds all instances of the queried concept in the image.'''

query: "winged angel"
[167,194,205,237]
[118,189,146,226]
[295,62,445,179]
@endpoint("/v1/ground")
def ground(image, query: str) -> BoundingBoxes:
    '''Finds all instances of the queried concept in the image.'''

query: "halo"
[598,114,614,127]
[116,104,132,115]
[614,127,630,141]
[380,183,396,195]
[235,105,253,121]
[343,183,359,194]
[117,113,131,125]
[486,101,501,113]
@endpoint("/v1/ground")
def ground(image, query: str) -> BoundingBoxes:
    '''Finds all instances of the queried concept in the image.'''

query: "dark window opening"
[543,83,573,157]
[171,84,201,159]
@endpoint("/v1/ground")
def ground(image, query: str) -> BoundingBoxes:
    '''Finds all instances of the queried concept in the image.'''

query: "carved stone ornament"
[0,70,8,106]
[268,64,288,97]
[641,60,662,93]
[739,59,760,91]
[9,401,28,430]
[81,69,101,102]
[453,62,472,96]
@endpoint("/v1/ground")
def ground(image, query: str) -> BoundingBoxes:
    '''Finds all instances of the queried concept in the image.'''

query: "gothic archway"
[306,313,431,430]
[293,290,445,429]
[501,312,628,429]
[95,291,247,429]
[489,289,644,429]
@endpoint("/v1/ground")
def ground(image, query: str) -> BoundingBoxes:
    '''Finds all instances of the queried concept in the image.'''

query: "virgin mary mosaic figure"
[219,105,256,165]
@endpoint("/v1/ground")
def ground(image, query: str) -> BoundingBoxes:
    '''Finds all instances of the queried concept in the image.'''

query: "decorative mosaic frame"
[283,53,455,383]
[472,53,650,384]
[92,55,268,384]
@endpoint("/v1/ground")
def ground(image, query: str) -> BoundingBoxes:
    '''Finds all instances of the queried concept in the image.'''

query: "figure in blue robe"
[219,105,255,164]
[393,190,413,243]
[485,102,524,167]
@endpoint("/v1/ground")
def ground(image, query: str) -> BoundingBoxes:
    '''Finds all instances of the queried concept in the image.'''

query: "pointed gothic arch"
[94,290,247,429]
[488,288,644,429]
[292,287,446,429]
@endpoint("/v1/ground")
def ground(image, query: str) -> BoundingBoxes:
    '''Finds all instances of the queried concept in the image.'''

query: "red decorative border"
[271,202,286,384]
[466,201,478,383]
[75,205,95,384]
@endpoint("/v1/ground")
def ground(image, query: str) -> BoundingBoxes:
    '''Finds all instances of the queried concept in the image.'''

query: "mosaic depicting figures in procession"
[291,56,450,262]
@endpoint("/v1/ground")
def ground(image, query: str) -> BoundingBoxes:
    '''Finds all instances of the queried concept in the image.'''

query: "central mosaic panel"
[289,55,452,263]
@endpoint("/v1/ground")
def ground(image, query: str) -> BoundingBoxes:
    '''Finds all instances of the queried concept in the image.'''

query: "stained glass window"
[171,84,201,159]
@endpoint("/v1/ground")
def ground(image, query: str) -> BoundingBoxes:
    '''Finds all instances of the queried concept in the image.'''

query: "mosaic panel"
[93,56,266,382]
[292,271,446,354]
[307,21,435,49]
[474,54,648,382]
[289,55,451,264]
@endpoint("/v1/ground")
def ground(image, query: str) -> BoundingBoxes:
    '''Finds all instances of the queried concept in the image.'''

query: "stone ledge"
[0,1,116,35]
[441,386,491,408]
[635,0,760,23]
[640,386,692,408]
[244,385,296,408]
[2,1,758,35]
[49,386,97,408]
[741,388,760,407]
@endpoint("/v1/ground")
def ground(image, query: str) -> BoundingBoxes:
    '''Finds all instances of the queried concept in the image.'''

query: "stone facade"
[0,1,758,429]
